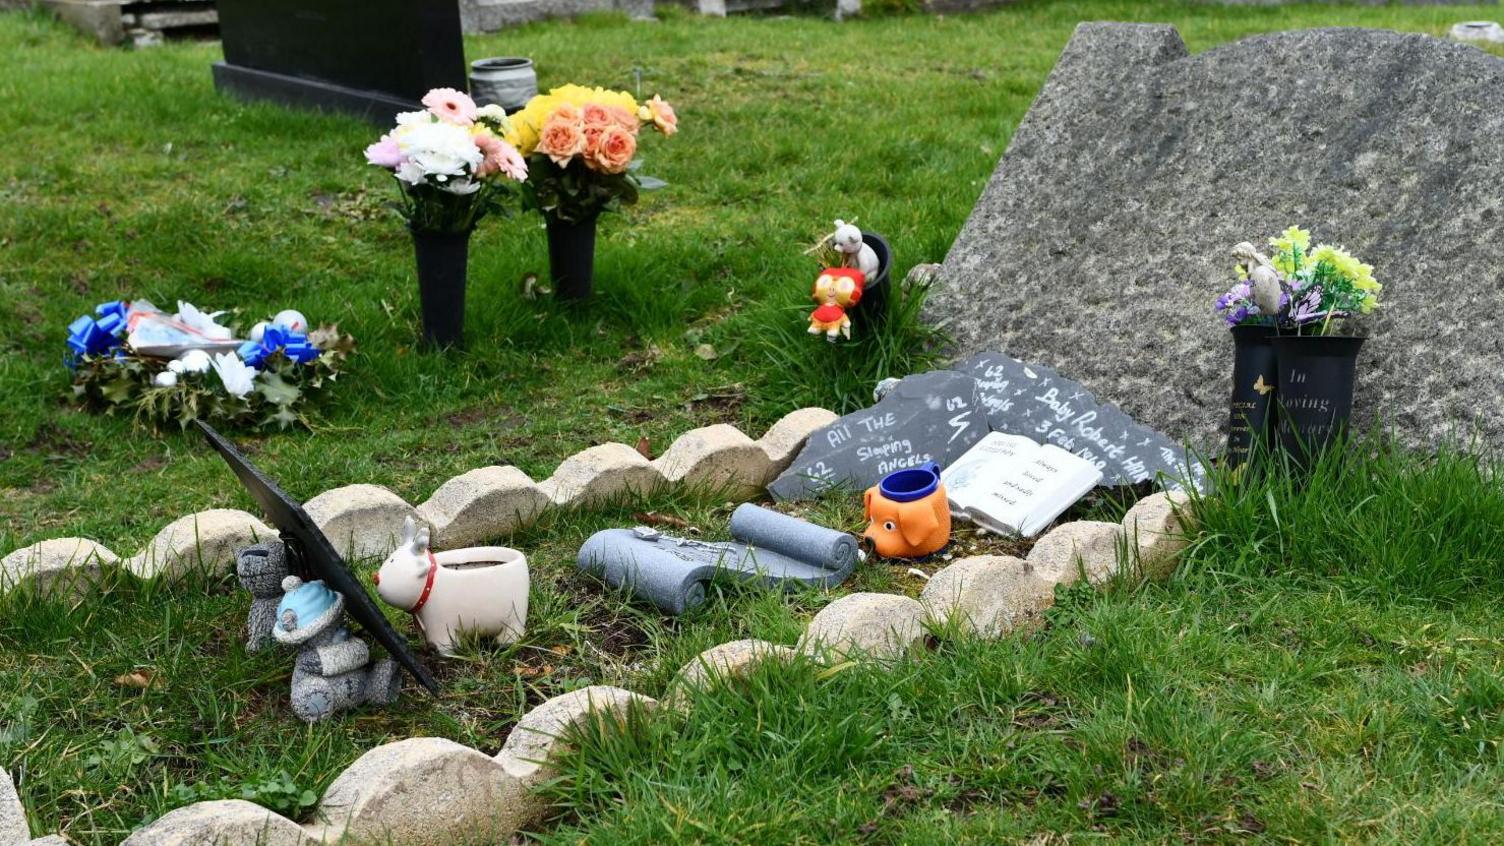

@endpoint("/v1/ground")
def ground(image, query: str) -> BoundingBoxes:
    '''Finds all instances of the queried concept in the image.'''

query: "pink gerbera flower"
[474,132,528,181]
[422,87,478,126]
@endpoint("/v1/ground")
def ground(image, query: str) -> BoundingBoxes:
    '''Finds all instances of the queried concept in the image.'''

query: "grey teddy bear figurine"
[236,541,289,653]
[271,575,402,723]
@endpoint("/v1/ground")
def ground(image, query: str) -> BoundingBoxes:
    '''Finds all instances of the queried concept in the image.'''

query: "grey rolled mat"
[576,505,860,615]
[728,503,859,574]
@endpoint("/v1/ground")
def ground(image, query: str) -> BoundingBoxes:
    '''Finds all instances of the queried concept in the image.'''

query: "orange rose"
[641,95,677,136]
[581,103,614,127]
[607,105,640,131]
[585,124,637,174]
[536,107,585,167]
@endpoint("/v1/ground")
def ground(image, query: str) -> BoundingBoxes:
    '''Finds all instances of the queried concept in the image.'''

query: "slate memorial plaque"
[957,352,1207,490]
[212,0,467,123]
[769,370,986,501]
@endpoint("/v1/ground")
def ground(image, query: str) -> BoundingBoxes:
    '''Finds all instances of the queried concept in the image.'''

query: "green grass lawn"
[4,1,1504,843]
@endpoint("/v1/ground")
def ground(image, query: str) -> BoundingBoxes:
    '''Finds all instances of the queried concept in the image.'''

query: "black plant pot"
[546,213,598,301]
[1273,334,1366,462]
[1226,324,1279,468]
[855,230,892,324]
[411,228,470,349]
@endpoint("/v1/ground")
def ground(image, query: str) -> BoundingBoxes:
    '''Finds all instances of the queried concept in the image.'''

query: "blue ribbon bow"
[65,300,129,368]
[237,324,321,368]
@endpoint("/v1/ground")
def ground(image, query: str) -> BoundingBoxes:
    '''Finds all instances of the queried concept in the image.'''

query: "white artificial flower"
[439,177,482,195]
[170,349,213,374]
[397,121,482,182]
[395,110,432,126]
[210,352,258,399]
[153,371,178,387]
[174,301,234,340]
[395,160,426,186]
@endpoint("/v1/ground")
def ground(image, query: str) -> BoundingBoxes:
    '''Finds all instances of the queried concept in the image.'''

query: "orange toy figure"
[863,462,952,559]
[807,267,865,341]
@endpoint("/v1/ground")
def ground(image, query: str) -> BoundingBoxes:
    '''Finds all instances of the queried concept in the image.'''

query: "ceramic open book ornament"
[376,516,529,656]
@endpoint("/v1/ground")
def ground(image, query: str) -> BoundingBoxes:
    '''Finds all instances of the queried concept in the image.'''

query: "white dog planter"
[375,516,529,656]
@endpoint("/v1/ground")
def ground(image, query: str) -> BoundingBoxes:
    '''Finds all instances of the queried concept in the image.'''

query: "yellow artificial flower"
[549,84,639,114]
[1269,225,1311,254]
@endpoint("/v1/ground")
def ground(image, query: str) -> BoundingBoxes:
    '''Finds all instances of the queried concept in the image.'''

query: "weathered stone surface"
[495,686,657,784]
[1026,520,1124,587]
[120,800,311,846]
[125,509,273,581]
[920,555,1055,638]
[0,537,117,598]
[798,592,926,661]
[652,424,774,497]
[757,407,839,474]
[1452,21,1504,44]
[304,484,417,561]
[415,466,548,549]
[930,24,1504,456]
[1,766,27,845]
[459,0,648,32]
[315,738,528,846]
[537,443,665,508]
[27,837,67,846]
[1122,491,1196,581]
[770,371,986,501]
[665,639,796,710]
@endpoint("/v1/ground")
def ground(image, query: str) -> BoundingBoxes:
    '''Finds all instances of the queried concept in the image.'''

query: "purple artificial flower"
[1286,289,1327,326]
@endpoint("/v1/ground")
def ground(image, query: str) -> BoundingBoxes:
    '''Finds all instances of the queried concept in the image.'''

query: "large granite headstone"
[959,352,1205,489]
[212,0,467,123]
[928,24,1504,454]
[769,370,986,500]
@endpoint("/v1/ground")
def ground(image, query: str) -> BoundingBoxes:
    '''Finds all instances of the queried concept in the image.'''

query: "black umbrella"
[196,420,439,694]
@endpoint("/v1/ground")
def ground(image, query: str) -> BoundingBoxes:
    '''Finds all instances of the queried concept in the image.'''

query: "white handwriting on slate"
[945,395,972,443]
[825,411,900,448]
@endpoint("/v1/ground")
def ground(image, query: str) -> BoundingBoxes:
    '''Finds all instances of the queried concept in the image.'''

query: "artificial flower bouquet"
[1216,225,1382,333]
[1215,226,1383,465]
[509,84,679,224]
[66,300,353,430]
[365,87,529,234]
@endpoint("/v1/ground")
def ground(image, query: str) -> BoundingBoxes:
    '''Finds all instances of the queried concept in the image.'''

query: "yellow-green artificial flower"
[1309,243,1382,312]
[1270,225,1311,253]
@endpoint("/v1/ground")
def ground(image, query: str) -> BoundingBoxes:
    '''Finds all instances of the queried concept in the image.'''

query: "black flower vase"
[1226,324,1279,469]
[411,227,470,349]
[1272,334,1366,463]
[545,212,598,300]
[854,230,892,326]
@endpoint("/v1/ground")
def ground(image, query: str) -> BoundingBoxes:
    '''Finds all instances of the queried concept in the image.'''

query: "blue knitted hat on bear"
[273,577,343,644]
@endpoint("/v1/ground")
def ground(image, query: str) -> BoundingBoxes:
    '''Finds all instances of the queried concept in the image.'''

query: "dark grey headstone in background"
[928,23,1504,454]
[958,352,1206,489]
[769,370,986,501]
[212,0,467,123]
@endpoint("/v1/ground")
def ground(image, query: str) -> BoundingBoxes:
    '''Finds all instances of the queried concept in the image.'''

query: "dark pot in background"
[469,57,537,113]
[411,228,470,349]
[855,230,891,324]
[546,213,598,301]
[1273,334,1366,462]
[1225,324,1279,469]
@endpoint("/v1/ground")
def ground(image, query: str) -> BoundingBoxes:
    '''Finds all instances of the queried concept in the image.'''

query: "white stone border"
[0,408,840,599]
[109,490,1196,846]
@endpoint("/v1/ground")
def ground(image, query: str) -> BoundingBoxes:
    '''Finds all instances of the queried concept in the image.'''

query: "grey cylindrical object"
[577,529,713,615]
[469,57,538,112]
[729,504,858,572]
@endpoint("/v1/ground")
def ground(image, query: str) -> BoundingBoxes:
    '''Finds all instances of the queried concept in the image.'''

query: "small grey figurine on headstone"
[236,542,289,653]
[271,574,402,723]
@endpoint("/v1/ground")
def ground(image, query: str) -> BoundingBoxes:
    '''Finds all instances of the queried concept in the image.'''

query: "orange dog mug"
[863,461,951,559]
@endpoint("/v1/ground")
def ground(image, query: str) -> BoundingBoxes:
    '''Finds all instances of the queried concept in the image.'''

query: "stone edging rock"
[111,490,1196,846]
[0,408,839,599]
